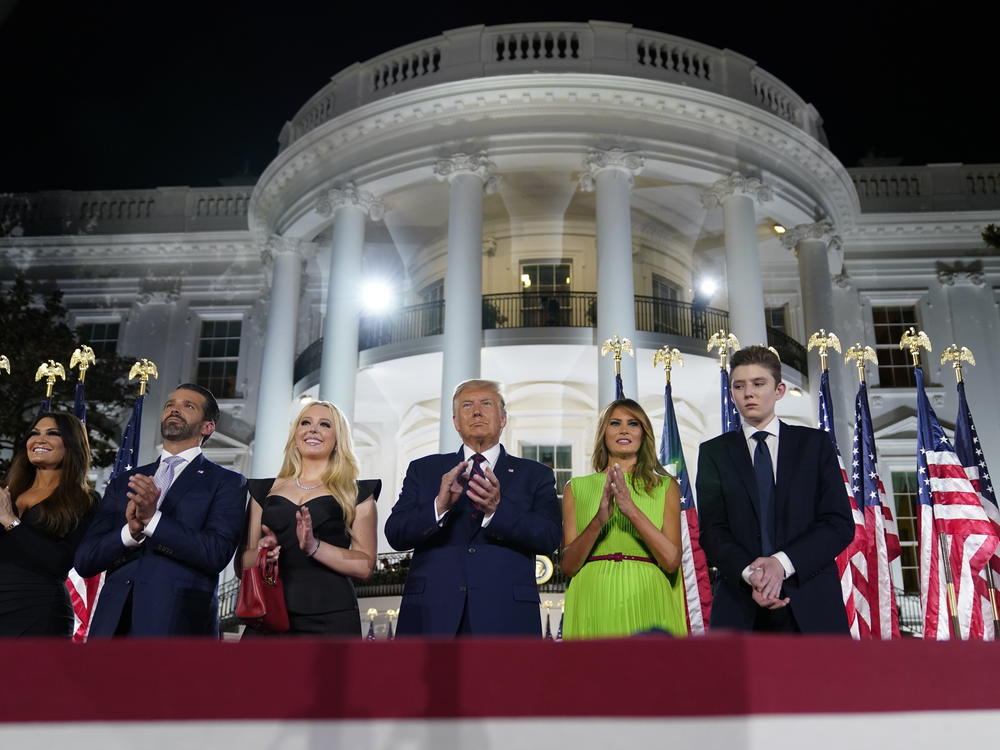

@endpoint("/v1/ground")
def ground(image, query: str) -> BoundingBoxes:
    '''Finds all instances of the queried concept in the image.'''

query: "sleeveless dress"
[243,478,381,637]
[0,496,96,637]
[563,473,687,638]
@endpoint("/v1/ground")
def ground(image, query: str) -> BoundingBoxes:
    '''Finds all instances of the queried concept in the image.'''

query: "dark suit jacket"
[696,422,853,634]
[75,454,246,637]
[384,446,561,636]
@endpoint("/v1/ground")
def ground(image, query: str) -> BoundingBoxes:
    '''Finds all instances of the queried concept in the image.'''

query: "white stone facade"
[2,23,999,597]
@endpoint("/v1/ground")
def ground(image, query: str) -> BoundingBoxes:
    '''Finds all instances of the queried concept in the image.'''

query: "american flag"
[817,370,866,639]
[953,379,1000,626]
[720,369,741,433]
[915,366,999,640]
[848,379,900,639]
[660,381,712,634]
[111,395,145,479]
[614,373,624,401]
[73,381,87,422]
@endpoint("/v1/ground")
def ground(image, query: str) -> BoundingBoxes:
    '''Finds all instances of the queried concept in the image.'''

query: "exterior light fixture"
[773,224,787,234]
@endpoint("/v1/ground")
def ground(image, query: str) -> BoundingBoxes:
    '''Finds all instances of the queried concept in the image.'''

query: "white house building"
[2,21,999,612]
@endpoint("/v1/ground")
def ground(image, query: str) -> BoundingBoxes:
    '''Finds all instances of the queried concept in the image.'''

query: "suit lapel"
[724,430,761,523]
[159,453,208,516]
[775,421,799,533]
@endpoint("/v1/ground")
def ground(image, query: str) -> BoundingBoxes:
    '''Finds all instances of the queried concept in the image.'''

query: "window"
[765,305,788,334]
[196,319,241,398]
[652,274,682,335]
[418,280,444,336]
[520,444,572,499]
[872,305,918,387]
[891,471,920,594]
[520,262,571,327]
[77,321,120,357]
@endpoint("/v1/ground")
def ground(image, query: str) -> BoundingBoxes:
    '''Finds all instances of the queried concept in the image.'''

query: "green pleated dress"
[563,472,688,638]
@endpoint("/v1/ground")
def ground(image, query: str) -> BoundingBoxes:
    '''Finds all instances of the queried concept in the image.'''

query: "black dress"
[243,478,381,637]
[0,496,96,637]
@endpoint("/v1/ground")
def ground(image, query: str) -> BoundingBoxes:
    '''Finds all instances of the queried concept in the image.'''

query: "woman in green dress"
[560,398,687,638]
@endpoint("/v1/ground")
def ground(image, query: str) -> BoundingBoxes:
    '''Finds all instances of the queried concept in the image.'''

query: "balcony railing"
[293,293,808,383]
[280,21,823,149]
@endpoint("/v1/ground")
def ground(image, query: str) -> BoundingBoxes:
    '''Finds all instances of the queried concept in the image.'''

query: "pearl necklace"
[295,477,323,491]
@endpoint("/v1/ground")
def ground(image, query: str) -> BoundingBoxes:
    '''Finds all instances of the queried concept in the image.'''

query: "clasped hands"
[747,556,790,610]
[595,464,638,525]
[436,460,501,517]
[125,474,160,541]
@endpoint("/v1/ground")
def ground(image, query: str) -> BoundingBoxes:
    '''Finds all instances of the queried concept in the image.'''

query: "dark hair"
[591,398,667,494]
[4,412,94,537]
[729,345,782,386]
[173,383,220,444]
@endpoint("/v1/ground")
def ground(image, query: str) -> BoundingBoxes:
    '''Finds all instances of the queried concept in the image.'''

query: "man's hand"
[436,460,468,516]
[125,500,145,541]
[747,556,785,600]
[468,467,500,516]
[751,588,790,609]
[126,474,161,525]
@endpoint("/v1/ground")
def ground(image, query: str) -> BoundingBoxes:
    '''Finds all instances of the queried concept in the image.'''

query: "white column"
[939,266,1000,468]
[317,183,383,422]
[581,148,643,407]
[251,235,308,477]
[434,152,497,451]
[782,221,842,415]
[701,172,773,348]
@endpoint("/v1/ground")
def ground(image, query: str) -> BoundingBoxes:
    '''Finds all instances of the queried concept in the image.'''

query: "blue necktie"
[752,431,776,555]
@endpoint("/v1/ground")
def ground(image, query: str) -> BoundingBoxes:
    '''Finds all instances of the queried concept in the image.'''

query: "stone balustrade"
[0,186,252,237]
[278,21,822,149]
[849,163,1000,212]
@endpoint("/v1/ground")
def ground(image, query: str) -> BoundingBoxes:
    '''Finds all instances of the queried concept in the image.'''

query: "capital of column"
[256,233,306,267]
[135,276,181,307]
[579,147,644,192]
[779,220,842,255]
[434,152,499,193]
[700,172,773,209]
[315,182,384,221]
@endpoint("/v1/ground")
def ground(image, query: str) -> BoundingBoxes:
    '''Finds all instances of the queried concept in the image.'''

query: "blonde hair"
[591,398,666,494]
[277,401,360,528]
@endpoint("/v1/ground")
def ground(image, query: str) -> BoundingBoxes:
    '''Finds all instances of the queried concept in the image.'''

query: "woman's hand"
[296,507,320,557]
[0,486,16,527]
[608,463,639,520]
[594,473,615,526]
[257,523,280,562]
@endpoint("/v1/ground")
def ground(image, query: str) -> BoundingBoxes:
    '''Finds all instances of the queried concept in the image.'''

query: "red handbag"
[236,548,290,633]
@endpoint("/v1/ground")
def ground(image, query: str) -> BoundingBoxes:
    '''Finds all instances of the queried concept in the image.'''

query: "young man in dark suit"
[76,384,246,636]
[385,379,561,636]
[696,346,853,633]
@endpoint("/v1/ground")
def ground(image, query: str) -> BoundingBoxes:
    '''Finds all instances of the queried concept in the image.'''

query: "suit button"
[125,579,132,585]
[468,546,476,553]
[459,586,467,592]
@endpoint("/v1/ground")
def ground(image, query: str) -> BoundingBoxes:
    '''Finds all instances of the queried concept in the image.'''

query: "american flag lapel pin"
[197,469,205,474]
[507,468,514,473]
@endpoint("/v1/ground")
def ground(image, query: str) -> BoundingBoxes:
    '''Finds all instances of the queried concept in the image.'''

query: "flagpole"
[941,344,1000,634]
[708,330,740,433]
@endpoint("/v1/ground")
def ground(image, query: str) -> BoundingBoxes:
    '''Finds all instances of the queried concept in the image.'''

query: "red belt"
[586,553,656,564]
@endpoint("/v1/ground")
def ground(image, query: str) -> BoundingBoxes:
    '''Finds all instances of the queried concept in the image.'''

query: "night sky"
[1,0,995,193]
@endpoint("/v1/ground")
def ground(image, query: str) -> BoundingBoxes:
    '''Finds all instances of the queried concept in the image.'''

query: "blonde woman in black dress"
[241,401,379,636]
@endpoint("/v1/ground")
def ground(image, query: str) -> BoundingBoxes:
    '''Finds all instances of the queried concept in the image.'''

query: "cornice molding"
[248,74,858,236]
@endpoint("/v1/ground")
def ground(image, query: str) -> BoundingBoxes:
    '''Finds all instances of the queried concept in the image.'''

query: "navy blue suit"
[75,454,246,637]
[385,446,561,636]
[696,422,853,634]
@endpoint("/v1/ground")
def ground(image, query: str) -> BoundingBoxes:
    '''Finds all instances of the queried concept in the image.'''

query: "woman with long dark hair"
[241,401,380,636]
[560,399,687,638]
[0,412,97,636]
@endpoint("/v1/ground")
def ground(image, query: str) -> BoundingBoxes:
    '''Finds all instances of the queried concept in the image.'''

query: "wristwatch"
[3,519,20,531]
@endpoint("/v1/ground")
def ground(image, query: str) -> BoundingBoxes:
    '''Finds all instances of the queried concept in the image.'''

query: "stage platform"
[3,633,998,748]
